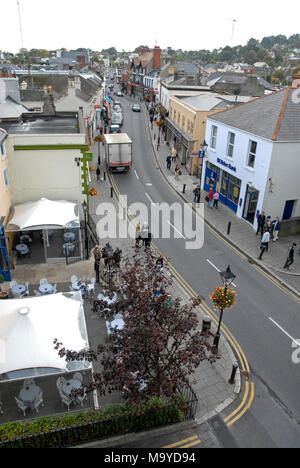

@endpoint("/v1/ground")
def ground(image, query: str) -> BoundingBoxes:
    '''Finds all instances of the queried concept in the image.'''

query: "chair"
[40,279,48,286]
[87,278,96,295]
[34,290,41,297]
[56,376,66,390]
[24,282,30,297]
[71,275,78,285]
[59,392,72,412]
[23,379,35,388]
[76,388,87,407]
[33,392,44,413]
[73,372,83,384]
[52,284,57,294]
[15,396,28,417]
[10,281,17,290]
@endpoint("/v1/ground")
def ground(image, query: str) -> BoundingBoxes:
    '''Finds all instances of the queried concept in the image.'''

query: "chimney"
[153,46,161,69]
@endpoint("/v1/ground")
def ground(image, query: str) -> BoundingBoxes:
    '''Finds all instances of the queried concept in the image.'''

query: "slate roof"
[0,127,7,144]
[209,88,300,142]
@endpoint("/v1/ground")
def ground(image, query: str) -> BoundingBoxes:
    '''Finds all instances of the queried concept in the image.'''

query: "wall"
[263,141,300,220]
[0,138,11,223]
[6,133,87,206]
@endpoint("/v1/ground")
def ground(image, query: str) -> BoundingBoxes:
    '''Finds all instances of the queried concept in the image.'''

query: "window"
[1,144,4,160]
[211,125,218,149]
[3,168,9,190]
[177,113,181,125]
[187,120,191,133]
[173,110,177,122]
[247,140,257,168]
[227,132,235,158]
[182,115,186,131]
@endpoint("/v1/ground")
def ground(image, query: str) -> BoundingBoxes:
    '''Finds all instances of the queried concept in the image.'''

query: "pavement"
[147,112,300,297]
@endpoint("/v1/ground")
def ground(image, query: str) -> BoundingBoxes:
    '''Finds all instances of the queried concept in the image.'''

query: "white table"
[63,232,76,243]
[19,384,41,408]
[11,284,27,297]
[16,244,29,256]
[61,379,82,400]
[107,317,125,335]
[98,292,117,306]
[39,284,55,295]
[72,282,86,292]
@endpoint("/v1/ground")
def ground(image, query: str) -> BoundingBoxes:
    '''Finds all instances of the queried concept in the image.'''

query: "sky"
[1,0,299,54]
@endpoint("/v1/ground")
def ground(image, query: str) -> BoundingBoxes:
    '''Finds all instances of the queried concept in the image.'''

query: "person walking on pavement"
[96,164,101,182]
[93,245,102,283]
[193,185,201,204]
[213,191,220,209]
[166,155,172,170]
[284,243,297,270]
[208,187,214,208]
[171,147,177,162]
[256,211,266,237]
[135,223,142,248]
[258,229,270,260]
[272,217,281,242]
[175,164,181,181]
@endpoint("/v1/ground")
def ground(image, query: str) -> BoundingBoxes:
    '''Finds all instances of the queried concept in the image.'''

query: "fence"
[0,385,198,448]
[65,226,98,265]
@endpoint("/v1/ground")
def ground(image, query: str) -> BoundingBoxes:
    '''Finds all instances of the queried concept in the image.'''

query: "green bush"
[0,396,188,448]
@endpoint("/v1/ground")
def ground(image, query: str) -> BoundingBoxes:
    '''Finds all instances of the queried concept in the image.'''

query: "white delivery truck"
[105,133,133,173]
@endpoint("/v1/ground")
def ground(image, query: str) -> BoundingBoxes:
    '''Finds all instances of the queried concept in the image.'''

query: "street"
[101,90,300,448]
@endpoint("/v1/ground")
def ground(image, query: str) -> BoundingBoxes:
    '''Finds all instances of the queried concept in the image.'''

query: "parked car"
[132,105,141,112]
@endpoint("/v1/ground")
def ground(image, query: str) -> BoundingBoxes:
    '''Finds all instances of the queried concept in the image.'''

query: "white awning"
[0,293,89,378]
[6,198,79,232]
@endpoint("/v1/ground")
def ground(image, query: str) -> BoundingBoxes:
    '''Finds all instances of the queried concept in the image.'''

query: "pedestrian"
[135,223,142,248]
[258,229,270,260]
[166,155,172,170]
[175,164,181,181]
[141,222,149,246]
[272,217,281,242]
[256,211,266,237]
[96,164,101,181]
[93,245,102,283]
[213,191,220,209]
[145,231,152,250]
[284,243,297,270]
[264,216,272,233]
[193,185,201,204]
[208,187,214,208]
[171,147,177,162]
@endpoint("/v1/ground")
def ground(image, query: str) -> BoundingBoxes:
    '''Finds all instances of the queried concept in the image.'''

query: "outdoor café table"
[63,242,75,255]
[61,378,82,402]
[11,284,27,298]
[16,244,29,256]
[39,283,55,295]
[19,384,41,409]
[72,282,86,292]
[63,232,76,243]
[97,292,117,307]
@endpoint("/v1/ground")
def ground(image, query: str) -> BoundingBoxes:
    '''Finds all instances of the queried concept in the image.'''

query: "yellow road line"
[162,435,199,448]
[180,439,202,448]
[226,383,255,427]
[224,382,249,424]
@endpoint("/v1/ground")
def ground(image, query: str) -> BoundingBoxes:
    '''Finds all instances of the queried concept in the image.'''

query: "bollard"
[229,363,239,385]
[111,187,113,198]
[104,171,106,181]
[227,222,231,236]
[213,333,220,353]
[182,184,186,194]
[202,316,212,333]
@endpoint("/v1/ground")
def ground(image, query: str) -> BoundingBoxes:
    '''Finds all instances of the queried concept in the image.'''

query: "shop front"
[204,162,241,214]
[165,118,195,167]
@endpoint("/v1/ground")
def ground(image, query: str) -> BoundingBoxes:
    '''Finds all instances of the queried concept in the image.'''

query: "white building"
[202,87,300,230]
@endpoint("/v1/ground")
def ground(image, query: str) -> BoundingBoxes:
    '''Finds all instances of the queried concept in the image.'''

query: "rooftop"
[0,115,79,135]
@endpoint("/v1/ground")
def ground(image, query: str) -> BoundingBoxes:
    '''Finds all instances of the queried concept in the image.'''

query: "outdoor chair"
[87,278,96,295]
[24,282,30,297]
[73,372,83,384]
[76,388,87,407]
[10,281,17,290]
[59,392,73,412]
[56,376,66,390]
[15,396,29,417]
[33,392,44,413]
[23,379,35,388]
[40,279,48,286]
[34,290,41,297]
[71,275,78,285]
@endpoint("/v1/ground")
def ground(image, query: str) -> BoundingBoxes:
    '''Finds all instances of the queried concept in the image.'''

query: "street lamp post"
[213,265,236,352]
[198,140,208,203]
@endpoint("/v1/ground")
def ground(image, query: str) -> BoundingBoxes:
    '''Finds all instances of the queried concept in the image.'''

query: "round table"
[63,243,76,255]
[16,244,29,256]
[61,379,82,398]
[11,284,27,297]
[72,282,86,291]
[19,384,41,408]
[98,292,117,306]
[63,232,76,243]
[39,284,54,295]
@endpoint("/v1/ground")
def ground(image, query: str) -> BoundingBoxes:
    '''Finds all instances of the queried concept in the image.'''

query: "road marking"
[145,192,155,205]
[269,317,298,344]
[167,221,186,239]
[145,182,153,186]
[134,170,139,180]
[162,435,200,448]
[206,259,237,288]
[226,383,255,427]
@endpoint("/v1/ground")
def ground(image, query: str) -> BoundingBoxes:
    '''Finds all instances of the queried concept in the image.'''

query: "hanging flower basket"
[210,287,237,310]
[89,165,95,172]
[89,188,99,197]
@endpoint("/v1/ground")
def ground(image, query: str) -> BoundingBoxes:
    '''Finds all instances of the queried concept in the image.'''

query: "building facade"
[0,128,12,281]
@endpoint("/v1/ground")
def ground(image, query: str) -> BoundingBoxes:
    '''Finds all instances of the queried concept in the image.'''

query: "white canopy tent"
[6,198,80,232]
[0,292,90,380]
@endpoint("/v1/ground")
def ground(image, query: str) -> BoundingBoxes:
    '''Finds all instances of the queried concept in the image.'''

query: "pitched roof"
[208,88,300,141]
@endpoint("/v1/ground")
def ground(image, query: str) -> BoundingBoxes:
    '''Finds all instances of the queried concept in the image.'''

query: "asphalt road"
[104,90,300,448]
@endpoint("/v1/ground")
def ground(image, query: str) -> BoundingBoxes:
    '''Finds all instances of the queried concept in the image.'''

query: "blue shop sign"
[217,158,237,173]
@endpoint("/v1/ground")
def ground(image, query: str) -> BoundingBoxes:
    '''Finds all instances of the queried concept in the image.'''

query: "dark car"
[132,105,141,112]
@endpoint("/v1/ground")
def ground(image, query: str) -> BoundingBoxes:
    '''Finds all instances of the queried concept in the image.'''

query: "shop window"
[227,132,235,158]
[1,144,4,160]
[182,116,186,131]
[177,113,181,125]
[210,125,218,149]
[247,140,257,168]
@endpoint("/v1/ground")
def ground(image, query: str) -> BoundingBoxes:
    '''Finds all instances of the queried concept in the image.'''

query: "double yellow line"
[108,172,254,427]
[163,435,201,448]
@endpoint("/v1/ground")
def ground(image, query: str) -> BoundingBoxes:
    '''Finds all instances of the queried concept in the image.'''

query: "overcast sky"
[1,0,299,54]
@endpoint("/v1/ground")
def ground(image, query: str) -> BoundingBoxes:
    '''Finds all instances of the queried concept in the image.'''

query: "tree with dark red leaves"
[54,252,216,404]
